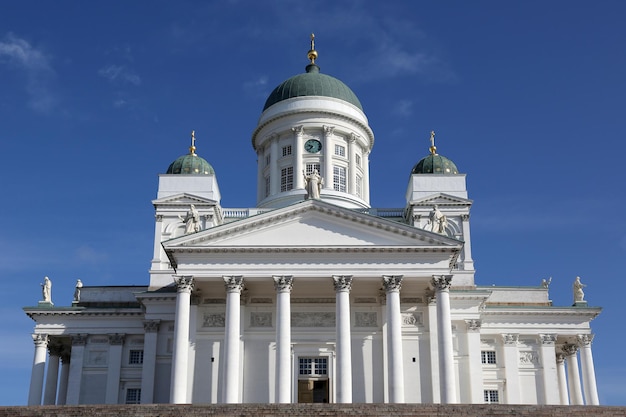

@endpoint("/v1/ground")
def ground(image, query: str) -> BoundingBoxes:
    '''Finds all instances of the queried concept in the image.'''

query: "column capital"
[431,275,453,292]
[562,342,578,356]
[348,132,359,143]
[273,275,294,293]
[502,333,519,345]
[323,125,335,137]
[108,334,125,345]
[143,320,161,333]
[461,214,470,221]
[291,125,304,136]
[174,275,194,293]
[32,333,48,347]
[540,334,557,345]
[465,319,481,331]
[47,342,64,357]
[556,353,566,364]
[224,275,244,293]
[333,275,353,292]
[382,275,403,293]
[70,334,87,346]
[577,334,594,347]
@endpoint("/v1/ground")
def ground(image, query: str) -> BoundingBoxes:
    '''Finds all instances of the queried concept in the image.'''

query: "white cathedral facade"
[25,38,601,406]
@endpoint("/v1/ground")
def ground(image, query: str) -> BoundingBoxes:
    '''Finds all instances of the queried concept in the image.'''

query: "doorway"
[297,357,330,403]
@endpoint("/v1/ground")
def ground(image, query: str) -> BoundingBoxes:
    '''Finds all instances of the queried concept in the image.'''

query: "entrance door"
[297,357,330,403]
[298,379,329,403]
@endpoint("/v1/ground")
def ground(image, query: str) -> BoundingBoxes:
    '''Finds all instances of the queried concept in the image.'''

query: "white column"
[556,353,569,405]
[105,334,125,404]
[382,275,404,403]
[274,275,294,403]
[270,133,280,194]
[66,334,87,405]
[323,126,334,189]
[151,214,164,269]
[577,334,599,405]
[57,352,70,405]
[170,276,194,404]
[28,334,48,405]
[333,275,353,403]
[362,151,370,203]
[426,291,440,403]
[431,275,456,404]
[563,343,584,405]
[141,320,160,403]
[460,214,474,269]
[465,320,483,403]
[43,343,62,404]
[223,275,244,403]
[292,127,304,190]
[539,334,560,404]
[347,134,357,195]
[502,334,521,404]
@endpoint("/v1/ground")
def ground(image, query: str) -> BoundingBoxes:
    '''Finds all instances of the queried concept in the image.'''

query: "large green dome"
[263,64,363,111]
[412,154,459,175]
[166,153,214,175]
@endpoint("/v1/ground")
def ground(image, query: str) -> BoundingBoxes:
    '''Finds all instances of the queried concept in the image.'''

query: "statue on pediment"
[573,276,586,302]
[304,169,323,200]
[41,276,52,303]
[74,279,83,302]
[179,204,201,234]
[426,205,447,234]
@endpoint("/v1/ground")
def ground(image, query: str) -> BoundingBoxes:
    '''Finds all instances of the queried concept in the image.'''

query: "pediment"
[409,193,472,207]
[163,200,462,250]
[152,193,218,207]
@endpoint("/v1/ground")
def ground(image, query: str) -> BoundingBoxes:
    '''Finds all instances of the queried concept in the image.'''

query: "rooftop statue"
[304,169,323,200]
[74,279,83,302]
[426,205,448,235]
[41,276,52,303]
[573,276,586,303]
[179,204,201,234]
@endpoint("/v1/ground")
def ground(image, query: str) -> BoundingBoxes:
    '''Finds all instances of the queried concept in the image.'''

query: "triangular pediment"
[163,199,462,250]
[409,193,472,207]
[152,193,218,207]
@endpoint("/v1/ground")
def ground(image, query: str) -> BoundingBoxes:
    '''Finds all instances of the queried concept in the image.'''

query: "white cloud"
[75,245,108,264]
[98,64,141,86]
[393,99,413,117]
[243,75,269,98]
[0,32,57,112]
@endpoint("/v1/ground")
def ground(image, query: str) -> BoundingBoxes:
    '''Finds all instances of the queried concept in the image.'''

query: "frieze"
[250,298,273,304]
[355,312,377,327]
[87,350,108,366]
[401,297,422,304]
[203,298,226,304]
[292,312,335,327]
[203,313,226,328]
[292,298,335,304]
[89,337,109,344]
[108,334,125,345]
[519,351,539,365]
[355,297,377,304]
[402,312,422,326]
[250,312,272,328]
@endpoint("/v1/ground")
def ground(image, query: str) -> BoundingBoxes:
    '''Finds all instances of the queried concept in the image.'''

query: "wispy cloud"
[0,32,57,112]
[98,64,142,85]
[243,75,269,98]
[393,99,414,117]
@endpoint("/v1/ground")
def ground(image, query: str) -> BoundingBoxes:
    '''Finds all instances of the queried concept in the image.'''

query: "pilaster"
[539,334,559,404]
[105,334,125,404]
[465,320,483,403]
[66,334,87,405]
[502,333,520,404]
[141,320,160,403]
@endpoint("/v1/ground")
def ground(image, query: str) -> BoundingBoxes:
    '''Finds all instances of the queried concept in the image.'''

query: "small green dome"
[263,64,363,111]
[166,154,215,175]
[412,154,459,175]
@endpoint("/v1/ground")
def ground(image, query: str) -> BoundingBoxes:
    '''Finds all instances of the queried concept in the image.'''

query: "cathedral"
[24,36,601,406]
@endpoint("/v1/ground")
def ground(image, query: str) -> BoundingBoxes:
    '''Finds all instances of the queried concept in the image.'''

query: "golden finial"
[429,130,437,155]
[307,33,318,64]
[189,130,197,155]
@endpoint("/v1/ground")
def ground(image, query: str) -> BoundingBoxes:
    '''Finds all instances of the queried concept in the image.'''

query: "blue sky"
[1,0,625,406]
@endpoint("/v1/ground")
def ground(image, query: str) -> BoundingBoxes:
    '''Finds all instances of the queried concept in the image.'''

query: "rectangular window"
[125,388,141,404]
[265,176,271,197]
[356,175,362,198]
[282,145,292,157]
[481,351,497,364]
[306,163,321,175]
[335,144,346,157]
[281,167,294,192]
[129,349,144,365]
[484,390,499,404]
[355,153,361,166]
[333,166,346,192]
[299,357,328,376]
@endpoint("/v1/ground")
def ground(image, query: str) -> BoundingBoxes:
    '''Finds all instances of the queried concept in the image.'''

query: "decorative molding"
[174,275,194,293]
[203,312,226,328]
[89,337,108,344]
[70,334,87,346]
[291,125,304,136]
[250,312,272,328]
[32,333,48,346]
[250,297,273,304]
[577,334,594,347]
[323,125,335,137]
[143,320,160,333]
[519,351,539,365]
[465,319,481,331]
[87,350,108,366]
[461,214,470,221]
[502,333,519,345]
[355,312,377,327]
[402,312,422,326]
[155,214,163,222]
[540,334,557,345]
[292,312,335,327]
[355,297,377,304]
[108,334,125,345]
[223,275,244,293]
[203,298,226,304]
[401,297,422,304]
[382,275,403,293]
[292,298,335,304]
[431,275,453,292]
[273,275,294,293]
[333,275,353,292]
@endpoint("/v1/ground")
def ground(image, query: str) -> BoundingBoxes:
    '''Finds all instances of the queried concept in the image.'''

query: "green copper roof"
[412,154,459,175]
[263,64,363,111]
[166,154,215,175]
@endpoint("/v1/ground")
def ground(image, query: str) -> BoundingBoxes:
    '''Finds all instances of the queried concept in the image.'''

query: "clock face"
[304,139,322,153]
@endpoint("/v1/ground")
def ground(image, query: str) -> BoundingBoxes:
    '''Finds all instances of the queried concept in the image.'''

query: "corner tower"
[252,34,374,209]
